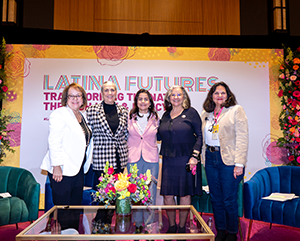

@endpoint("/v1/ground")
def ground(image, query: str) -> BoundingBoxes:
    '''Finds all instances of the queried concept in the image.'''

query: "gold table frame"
[16,205,214,240]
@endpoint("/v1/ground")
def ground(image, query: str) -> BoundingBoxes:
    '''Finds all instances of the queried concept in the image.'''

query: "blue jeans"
[205,149,244,234]
[127,156,159,226]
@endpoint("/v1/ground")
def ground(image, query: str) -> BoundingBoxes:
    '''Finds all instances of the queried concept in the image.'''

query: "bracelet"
[191,153,200,161]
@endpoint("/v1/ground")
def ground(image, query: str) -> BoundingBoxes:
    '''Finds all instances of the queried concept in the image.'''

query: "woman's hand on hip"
[53,166,63,182]
[233,166,243,179]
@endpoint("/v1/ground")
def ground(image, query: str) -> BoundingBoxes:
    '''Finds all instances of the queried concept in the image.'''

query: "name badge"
[212,125,219,133]
[212,124,219,140]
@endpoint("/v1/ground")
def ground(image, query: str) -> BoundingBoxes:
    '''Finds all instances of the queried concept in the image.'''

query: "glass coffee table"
[16,205,214,240]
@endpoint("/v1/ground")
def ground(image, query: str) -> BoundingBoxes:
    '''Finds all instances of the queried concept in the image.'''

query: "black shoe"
[177,226,186,241]
[178,225,186,233]
[215,229,227,241]
[166,224,177,233]
[224,232,237,241]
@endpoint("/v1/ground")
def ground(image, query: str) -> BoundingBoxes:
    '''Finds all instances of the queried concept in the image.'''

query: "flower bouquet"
[94,161,152,210]
[277,46,300,165]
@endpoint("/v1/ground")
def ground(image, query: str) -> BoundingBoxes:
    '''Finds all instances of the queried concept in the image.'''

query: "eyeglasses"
[68,95,82,100]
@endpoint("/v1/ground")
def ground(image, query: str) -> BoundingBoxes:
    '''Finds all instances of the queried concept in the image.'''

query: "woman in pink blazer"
[127,89,159,228]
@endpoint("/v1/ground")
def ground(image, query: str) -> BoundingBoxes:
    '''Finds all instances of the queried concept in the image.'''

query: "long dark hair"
[203,81,237,112]
[129,89,158,120]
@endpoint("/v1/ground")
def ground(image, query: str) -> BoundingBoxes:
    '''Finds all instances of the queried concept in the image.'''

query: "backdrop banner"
[3,45,283,205]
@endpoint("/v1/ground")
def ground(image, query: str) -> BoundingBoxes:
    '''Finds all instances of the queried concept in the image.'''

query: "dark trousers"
[205,149,244,234]
[93,164,123,223]
[48,166,84,230]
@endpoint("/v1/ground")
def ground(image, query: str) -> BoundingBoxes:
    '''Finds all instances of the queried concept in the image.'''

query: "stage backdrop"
[3,45,283,208]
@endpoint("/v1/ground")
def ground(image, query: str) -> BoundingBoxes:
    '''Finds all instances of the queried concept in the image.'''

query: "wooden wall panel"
[149,22,203,35]
[78,0,94,32]
[224,0,240,35]
[149,0,203,23]
[94,20,149,34]
[202,0,240,35]
[54,0,240,35]
[94,0,150,21]
[54,0,70,30]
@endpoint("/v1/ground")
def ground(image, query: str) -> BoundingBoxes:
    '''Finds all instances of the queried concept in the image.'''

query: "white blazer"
[40,106,93,176]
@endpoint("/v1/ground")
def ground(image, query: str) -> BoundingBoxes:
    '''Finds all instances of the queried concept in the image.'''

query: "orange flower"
[293,65,299,70]
[0,64,2,69]
[290,126,296,133]
[294,58,300,64]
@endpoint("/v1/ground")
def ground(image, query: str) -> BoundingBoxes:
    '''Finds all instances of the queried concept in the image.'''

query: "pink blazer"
[127,114,159,163]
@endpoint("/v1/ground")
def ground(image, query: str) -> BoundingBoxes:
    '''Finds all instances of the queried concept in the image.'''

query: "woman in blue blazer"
[41,83,93,231]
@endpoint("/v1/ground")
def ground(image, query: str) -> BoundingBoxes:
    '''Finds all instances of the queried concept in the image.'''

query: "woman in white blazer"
[201,82,248,241]
[40,83,93,231]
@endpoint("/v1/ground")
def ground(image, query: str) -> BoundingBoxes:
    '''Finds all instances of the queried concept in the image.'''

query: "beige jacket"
[201,105,249,166]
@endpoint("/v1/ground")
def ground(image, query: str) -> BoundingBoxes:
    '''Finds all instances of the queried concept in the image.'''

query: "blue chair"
[244,166,300,241]
[44,165,96,212]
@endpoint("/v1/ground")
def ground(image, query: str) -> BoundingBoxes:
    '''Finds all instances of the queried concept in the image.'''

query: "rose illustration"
[5,51,31,79]
[93,46,136,66]
[32,45,51,51]
[208,48,231,61]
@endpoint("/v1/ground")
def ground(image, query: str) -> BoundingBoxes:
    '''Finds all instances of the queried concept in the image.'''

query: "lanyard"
[213,107,224,124]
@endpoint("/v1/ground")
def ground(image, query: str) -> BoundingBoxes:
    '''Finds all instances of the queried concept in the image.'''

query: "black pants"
[49,166,84,230]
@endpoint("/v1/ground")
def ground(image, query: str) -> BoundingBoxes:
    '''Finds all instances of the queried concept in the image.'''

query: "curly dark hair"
[129,89,158,120]
[61,83,87,109]
[203,81,237,112]
[164,85,191,112]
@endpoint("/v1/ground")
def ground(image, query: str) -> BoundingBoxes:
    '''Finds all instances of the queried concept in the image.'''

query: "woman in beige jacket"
[201,82,248,241]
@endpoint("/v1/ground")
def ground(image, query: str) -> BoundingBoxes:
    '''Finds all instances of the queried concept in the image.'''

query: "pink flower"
[0,79,2,84]
[293,91,300,98]
[279,73,285,79]
[290,75,297,81]
[110,186,116,193]
[288,156,295,162]
[98,176,103,182]
[2,86,8,92]
[278,89,283,97]
[297,156,300,164]
[107,167,114,175]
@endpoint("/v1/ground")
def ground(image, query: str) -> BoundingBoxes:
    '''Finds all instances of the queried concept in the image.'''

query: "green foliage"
[0,38,15,164]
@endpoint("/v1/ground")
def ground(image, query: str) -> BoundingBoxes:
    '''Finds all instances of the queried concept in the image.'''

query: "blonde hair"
[164,85,191,111]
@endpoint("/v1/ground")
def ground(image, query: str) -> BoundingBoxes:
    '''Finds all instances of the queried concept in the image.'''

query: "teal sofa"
[0,166,40,228]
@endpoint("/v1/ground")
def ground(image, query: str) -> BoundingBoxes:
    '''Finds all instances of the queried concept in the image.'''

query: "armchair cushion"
[0,166,40,226]
[244,166,300,228]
